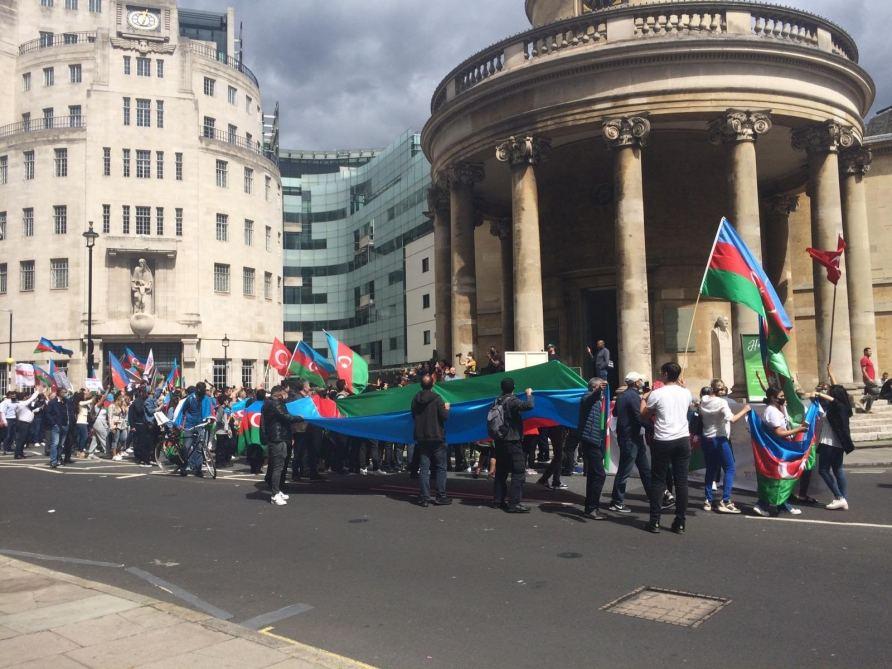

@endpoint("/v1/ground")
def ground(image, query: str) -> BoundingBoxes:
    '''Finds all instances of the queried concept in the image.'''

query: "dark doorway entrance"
[583,289,619,388]
[103,342,183,385]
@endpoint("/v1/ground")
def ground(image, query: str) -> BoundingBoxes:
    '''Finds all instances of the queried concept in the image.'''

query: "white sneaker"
[787,506,802,515]
[360,468,368,476]
[279,492,290,500]
[113,455,123,461]
[752,504,770,517]
[717,500,742,514]
[271,493,287,506]
[466,466,473,473]
[703,501,713,512]
[826,498,849,510]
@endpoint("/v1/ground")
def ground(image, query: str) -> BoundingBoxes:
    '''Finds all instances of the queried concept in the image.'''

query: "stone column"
[603,116,653,381]
[792,121,856,383]
[426,184,452,361]
[709,109,772,392]
[445,163,484,364]
[496,136,550,352]
[489,218,515,352]
[763,194,801,374]
[840,146,878,376]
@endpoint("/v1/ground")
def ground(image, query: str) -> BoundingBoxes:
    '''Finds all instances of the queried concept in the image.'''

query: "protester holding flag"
[45,389,70,468]
[578,378,609,520]
[0,392,18,454]
[13,390,41,459]
[608,372,651,514]
[752,387,808,517]
[411,373,451,507]
[815,366,855,511]
[490,378,535,513]
[262,385,304,506]
[699,380,750,514]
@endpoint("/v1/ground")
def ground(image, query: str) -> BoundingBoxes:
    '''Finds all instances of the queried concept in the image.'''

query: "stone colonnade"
[430,112,877,386]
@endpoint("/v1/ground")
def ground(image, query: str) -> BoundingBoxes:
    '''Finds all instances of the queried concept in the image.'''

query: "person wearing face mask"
[606,372,651,513]
[699,380,750,513]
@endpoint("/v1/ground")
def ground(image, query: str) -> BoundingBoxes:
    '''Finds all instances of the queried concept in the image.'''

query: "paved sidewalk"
[0,555,375,669]
[846,446,892,467]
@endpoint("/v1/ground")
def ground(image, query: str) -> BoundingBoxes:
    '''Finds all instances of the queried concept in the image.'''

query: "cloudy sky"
[188,0,891,150]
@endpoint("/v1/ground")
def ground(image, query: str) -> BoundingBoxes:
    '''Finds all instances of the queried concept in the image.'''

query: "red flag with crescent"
[268,338,292,377]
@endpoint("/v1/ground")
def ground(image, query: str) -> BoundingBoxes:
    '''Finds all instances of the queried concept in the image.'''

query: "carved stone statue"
[131,258,154,315]
[711,315,734,386]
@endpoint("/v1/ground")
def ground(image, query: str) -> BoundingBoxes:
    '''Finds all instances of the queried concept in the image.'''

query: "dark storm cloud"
[186,0,891,149]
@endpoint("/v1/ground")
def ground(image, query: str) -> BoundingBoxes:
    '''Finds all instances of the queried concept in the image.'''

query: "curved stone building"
[422,0,882,389]
[0,0,282,389]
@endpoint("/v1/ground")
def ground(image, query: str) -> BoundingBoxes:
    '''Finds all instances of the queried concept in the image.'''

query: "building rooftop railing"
[18,31,97,55]
[189,42,260,90]
[0,116,86,140]
[431,0,860,113]
[200,125,278,167]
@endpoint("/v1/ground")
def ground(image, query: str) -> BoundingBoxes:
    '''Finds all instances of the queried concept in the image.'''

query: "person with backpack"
[489,378,535,513]
[411,374,451,507]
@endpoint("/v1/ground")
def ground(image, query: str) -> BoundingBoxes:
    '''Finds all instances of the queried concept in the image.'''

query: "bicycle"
[156,419,217,479]
[182,419,217,479]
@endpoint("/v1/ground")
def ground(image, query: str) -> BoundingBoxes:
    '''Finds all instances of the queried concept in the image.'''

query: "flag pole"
[682,219,725,374]
[828,282,838,367]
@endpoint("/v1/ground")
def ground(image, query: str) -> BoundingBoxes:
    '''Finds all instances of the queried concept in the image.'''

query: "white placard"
[84,378,103,392]
[504,351,549,372]
[14,363,35,387]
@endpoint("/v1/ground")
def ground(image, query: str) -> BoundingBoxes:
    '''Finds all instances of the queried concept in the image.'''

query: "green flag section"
[235,401,264,455]
[336,361,587,417]
[326,332,368,395]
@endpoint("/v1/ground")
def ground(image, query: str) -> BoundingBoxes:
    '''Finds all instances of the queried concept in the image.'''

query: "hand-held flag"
[108,352,130,391]
[806,235,846,285]
[34,337,74,356]
[324,332,368,395]
[290,341,336,387]
[267,338,292,377]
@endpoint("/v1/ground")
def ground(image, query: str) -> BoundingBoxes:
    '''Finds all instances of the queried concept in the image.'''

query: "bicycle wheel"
[201,435,217,479]
[153,441,166,472]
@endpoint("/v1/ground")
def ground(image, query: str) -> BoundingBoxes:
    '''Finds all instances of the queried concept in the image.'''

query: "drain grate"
[601,587,730,628]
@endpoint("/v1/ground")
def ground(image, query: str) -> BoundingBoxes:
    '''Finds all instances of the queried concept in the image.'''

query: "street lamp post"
[0,309,11,392]
[82,222,99,379]
[222,333,230,388]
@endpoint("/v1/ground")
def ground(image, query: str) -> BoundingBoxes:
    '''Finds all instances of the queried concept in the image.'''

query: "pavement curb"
[0,554,377,669]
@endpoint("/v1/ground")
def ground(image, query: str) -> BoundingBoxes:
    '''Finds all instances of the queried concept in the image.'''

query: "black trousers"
[648,437,690,524]
[360,439,380,470]
[133,425,153,464]
[541,426,567,485]
[266,440,287,496]
[522,433,538,469]
[580,440,606,512]
[418,441,447,501]
[494,440,526,507]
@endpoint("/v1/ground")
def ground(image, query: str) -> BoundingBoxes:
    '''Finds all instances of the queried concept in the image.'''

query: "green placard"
[741,334,764,402]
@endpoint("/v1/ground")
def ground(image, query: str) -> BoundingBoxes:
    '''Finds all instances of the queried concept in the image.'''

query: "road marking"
[115,474,146,480]
[258,627,378,669]
[125,567,234,620]
[239,603,314,630]
[848,468,887,474]
[745,516,892,529]
[0,548,124,568]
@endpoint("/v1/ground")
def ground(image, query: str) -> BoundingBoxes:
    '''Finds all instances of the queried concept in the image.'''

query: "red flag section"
[268,338,292,377]
[806,235,846,285]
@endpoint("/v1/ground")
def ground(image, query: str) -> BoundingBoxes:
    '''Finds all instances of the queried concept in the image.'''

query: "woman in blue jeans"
[698,380,750,514]
[816,367,855,510]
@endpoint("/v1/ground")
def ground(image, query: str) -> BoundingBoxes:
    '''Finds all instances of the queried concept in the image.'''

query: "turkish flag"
[268,338,292,377]
[806,235,846,285]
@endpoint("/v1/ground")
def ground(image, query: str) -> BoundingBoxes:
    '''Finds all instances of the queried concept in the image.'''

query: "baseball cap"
[624,372,644,384]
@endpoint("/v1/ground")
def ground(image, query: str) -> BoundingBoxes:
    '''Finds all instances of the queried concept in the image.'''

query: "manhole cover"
[601,587,730,628]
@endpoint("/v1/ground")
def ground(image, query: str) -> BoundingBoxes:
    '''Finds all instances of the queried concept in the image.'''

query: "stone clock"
[127,7,161,31]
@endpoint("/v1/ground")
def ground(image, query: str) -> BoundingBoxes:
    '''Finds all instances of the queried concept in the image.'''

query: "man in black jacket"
[493,378,535,513]
[578,378,609,520]
[45,389,70,469]
[411,374,450,507]
[262,385,304,506]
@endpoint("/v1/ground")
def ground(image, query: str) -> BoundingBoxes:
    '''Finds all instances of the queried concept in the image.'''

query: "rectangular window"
[136,57,150,77]
[0,211,6,240]
[175,152,183,180]
[243,167,253,194]
[215,160,227,187]
[243,267,255,296]
[156,99,164,128]
[136,149,150,178]
[155,207,164,235]
[155,151,164,179]
[202,116,215,138]
[123,96,130,125]
[265,225,272,252]
[243,219,253,246]
[245,95,252,113]
[213,263,229,293]
[212,360,226,387]
[41,0,53,8]
[215,213,228,241]
[203,77,215,96]
[423,330,431,346]
[175,208,183,236]
[122,148,130,177]
[227,124,237,144]
[22,72,31,91]
[422,257,430,273]
[136,98,150,127]
[102,147,110,176]
[20,261,35,292]
[69,63,81,83]
[39,31,53,47]
[43,107,54,123]
[135,206,150,235]
[50,258,68,289]
[68,105,82,127]
[264,272,272,300]
[89,0,101,12]
[122,205,130,233]
[22,113,31,132]
[43,67,54,87]
[241,360,253,388]
[156,59,163,78]
[265,175,271,201]
[0,264,6,294]
[65,0,77,9]
[53,205,67,234]
[0,156,7,184]
[24,151,35,180]
[228,86,236,105]
[102,203,110,233]
[54,148,67,177]
[422,293,430,309]
[123,56,130,75]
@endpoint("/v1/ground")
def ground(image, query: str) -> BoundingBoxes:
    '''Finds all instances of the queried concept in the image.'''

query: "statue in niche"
[711,315,734,386]
[131,258,154,315]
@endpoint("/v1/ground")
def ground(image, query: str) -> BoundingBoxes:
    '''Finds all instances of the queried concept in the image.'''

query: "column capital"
[839,146,872,177]
[424,185,450,220]
[708,109,772,144]
[495,135,551,167]
[791,120,857,154]
[443,162,485,189]
[764,194,800,216]
[488,217,511,240]
[603,116,651,149]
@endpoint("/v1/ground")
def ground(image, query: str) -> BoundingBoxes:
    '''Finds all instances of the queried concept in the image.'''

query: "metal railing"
[0,116,86,139]
[189,42,260,89]
[200,126,278,166]
[19,31,97,55]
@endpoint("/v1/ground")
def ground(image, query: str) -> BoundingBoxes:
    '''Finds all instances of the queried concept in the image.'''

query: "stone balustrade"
[431,0,859,113]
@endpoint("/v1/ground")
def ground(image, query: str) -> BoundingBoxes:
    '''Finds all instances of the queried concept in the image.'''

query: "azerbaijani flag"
[35,337,74,356]
[235,400,264,454]
[165,359,182,390]
[601,384,613,471]
[124,347,146,372]
[748,402,819,506]
[290,341,336,388]
[34,364,54,387]
[109,352,130,391]
[325,332,368,395]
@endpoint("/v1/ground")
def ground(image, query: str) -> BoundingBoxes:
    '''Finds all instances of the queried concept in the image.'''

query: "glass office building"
[281,131,433,369]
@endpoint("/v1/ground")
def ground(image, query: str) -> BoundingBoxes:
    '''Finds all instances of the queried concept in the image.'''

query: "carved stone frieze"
[603,116,651,149]
[443,162,485,189]
[839,146,872,177]
[110,37,176,54]
[495,135,551,167]
[708,109,772,144]
[791,120,857,154]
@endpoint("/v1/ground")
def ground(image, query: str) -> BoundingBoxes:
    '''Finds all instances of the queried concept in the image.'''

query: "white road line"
[848,469,887,474]
[115,474,146,480]
[745,516,892,529]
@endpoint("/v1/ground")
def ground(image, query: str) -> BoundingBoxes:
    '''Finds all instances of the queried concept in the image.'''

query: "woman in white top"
[74,390,96,457]
[698,380,750,513]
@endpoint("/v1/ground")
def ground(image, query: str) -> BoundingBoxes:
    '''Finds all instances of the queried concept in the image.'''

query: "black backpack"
[487,396,510,440]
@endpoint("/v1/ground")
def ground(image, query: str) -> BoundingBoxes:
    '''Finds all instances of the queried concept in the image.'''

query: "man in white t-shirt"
[641,362,693,534]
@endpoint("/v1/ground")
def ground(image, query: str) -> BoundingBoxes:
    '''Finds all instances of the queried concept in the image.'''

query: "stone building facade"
[422,0,885,391]
[0,0,283,390]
